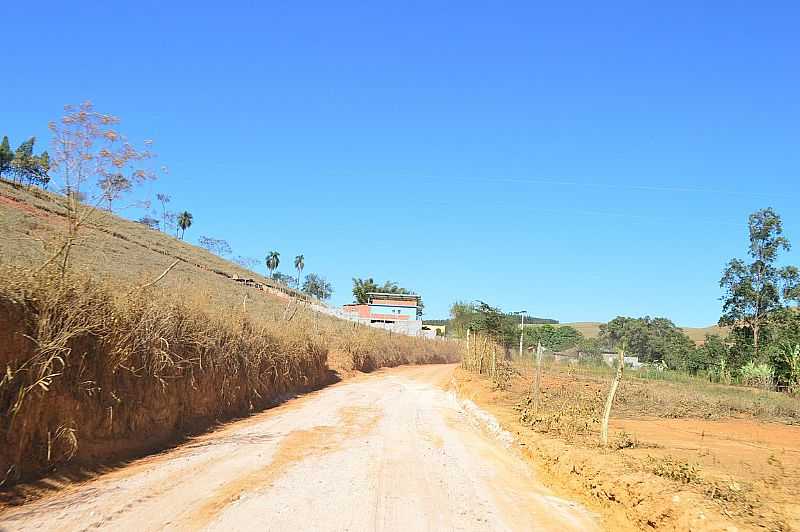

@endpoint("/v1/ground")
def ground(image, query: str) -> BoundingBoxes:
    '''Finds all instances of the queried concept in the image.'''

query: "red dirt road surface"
[0,364,598,531]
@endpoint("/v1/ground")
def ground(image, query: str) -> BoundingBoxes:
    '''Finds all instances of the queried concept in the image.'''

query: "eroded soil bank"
[0,265,457,490]
[453,368,800,531]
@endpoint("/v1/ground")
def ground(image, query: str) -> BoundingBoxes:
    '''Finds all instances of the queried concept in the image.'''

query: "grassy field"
[0,180,460,488]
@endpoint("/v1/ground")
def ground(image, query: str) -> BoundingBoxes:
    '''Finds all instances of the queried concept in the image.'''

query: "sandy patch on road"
[188,404,383,529]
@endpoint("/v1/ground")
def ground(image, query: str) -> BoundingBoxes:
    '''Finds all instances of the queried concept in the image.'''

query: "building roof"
[366,292,421,301]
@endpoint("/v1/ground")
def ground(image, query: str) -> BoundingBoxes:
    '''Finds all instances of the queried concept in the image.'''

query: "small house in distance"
[342,292,424,336]
[599,352,644,369]
[537,347,644,369]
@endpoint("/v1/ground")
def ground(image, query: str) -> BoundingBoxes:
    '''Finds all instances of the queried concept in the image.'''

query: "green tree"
[177,211,193,239]
[266,250,280,278]
[689,334,730,376]
[0,136,13,179]
[352,277,379,303]
[720,208,800,361]
[470,301,505,338]
[12,137,35,184]
[447,300,522,347]
[303,273,333,300]
[468,301,519,349]
[294,254,305,288]
[34,151,51,187]
[525,324,584,351]
[10,137,50,187]
[776,342,800,393]
[352,277,424,316]
[600,316,695,367]
[449,301,478,338]
[762,308,800,389]
[577,337,607,359]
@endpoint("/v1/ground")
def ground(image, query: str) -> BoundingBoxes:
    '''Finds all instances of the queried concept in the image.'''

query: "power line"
[323,173,788,199]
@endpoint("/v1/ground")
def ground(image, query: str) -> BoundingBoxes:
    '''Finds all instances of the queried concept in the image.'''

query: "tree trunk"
[600,347,625,447]
[753,321,760,361]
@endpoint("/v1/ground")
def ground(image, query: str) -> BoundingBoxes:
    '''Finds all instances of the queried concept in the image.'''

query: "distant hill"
[423,316,558,327]
[423,317,727,343]
[553,321,729,344]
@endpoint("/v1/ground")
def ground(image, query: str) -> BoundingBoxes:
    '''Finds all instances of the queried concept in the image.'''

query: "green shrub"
[739,361,774,389]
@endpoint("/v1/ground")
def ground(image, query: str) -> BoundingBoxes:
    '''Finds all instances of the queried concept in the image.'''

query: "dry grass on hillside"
[0,264,324,486]
[0,263,459,487]
[0,180,296,318]
[0,182,460,487]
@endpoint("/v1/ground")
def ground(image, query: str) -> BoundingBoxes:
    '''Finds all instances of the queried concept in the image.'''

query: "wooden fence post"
[533,341,542,410]
[600,344,626,446]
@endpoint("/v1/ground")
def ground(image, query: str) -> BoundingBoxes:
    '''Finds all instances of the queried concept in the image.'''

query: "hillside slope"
[0,180,459,488]
[0,180,299,319]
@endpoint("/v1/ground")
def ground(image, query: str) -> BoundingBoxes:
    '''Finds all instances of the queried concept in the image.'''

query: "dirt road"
[0,364,598,531]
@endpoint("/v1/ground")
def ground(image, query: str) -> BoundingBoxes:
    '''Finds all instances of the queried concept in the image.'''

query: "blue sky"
[4,1,799,325]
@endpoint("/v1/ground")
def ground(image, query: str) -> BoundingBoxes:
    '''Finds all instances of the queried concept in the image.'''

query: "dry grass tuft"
[515,384,603,439]
[648,456,703,484]
[459,333,516,389]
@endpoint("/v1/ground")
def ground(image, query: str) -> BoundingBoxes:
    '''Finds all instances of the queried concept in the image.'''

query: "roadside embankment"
[452,367,799,531]
[0,265,459,489]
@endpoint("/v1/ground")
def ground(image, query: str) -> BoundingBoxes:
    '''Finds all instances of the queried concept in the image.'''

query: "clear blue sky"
[4,1,799,326]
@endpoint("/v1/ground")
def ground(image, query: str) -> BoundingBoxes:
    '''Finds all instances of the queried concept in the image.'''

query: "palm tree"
[266,251,280,278]
[294,254,305,288]
[177,211,193,240]
[352,277,378,304]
